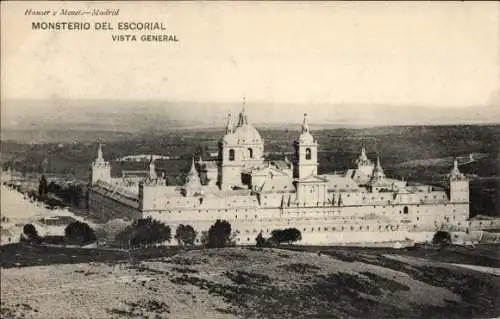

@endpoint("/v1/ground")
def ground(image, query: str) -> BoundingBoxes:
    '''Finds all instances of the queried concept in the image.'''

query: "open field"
[1,247,500,318]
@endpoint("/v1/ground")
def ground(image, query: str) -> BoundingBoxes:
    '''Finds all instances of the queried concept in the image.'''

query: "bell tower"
[293,113,318,179]
[217,112,244,189]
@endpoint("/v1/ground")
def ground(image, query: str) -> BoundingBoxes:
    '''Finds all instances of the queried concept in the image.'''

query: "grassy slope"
[1,247,499,319]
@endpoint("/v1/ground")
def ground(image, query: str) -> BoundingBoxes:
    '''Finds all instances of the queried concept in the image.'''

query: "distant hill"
[2,99,499,142]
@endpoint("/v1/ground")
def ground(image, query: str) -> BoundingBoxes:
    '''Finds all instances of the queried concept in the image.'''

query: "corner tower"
[449,159,469,203]
[293,113,318,179]
[90,140,111,185]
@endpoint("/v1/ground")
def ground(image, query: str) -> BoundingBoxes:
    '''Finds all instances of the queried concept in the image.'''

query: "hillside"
[1,247,499,318]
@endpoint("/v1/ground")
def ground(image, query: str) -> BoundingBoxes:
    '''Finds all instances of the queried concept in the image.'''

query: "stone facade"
[88,106,471,245]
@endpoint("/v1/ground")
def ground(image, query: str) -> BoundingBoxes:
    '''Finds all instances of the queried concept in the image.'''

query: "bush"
[175,224,197,246]
[20,224,41,244]
[432,231,452,246]
[207,219,231,248]
[65,221,97,245]
[116,217,171,248]
[271,228,302,245]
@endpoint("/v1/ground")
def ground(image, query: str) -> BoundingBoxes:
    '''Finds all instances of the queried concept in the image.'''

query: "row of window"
[237,224,407,234]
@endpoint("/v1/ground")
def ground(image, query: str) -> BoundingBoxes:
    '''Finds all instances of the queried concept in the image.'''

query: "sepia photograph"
[1,1,499,318]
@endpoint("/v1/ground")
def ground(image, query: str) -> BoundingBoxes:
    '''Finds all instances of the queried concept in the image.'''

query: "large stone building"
[88,105,471,245]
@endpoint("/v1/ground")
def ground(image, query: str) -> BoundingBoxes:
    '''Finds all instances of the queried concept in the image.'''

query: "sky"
[1,1,500,125]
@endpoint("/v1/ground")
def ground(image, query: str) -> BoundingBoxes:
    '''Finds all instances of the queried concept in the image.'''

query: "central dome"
[233,124,262,144]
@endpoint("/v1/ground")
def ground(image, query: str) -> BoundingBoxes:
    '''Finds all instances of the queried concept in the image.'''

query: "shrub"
[20,224,41,244]
[432,230,452,246]
[175,224,197,246]
[65,221,97,245]
[207,219,231,248]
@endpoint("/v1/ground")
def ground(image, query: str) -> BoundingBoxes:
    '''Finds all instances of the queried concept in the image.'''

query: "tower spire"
[371,155,385,182]
[96,138,104,163]
[301,113,309,133]
[149,155,157,179]
[237,96,248,127]
[225,112,234,134]
[450,158,465,180]
[185,156,201,186]
[188,156,198,176]
[361,147,367,160]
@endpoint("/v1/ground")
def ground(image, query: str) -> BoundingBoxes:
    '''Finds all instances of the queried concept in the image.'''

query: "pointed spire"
[189,157,197,175]
[301,113,309,133]
[450,158,465,180]
[184,156,202,190]
[355,145,372,167]
[149,156,157,180]
[376,156,382,170]
[197,156,204,166]
[361,147,367,160]
[237,97,248,127]
[225,112,234,134]
[96,138,105,163]
[371,156,385,183]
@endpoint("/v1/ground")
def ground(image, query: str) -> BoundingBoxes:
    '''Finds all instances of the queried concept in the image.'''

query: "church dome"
[233,124,263,145]
[221,132,238,144]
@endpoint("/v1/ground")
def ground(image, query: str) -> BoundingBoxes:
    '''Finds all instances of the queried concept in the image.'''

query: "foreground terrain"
[1,247,499,318]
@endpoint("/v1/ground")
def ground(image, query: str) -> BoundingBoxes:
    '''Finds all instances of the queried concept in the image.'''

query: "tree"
[432,231,452,247]
[65,221,97,245]
[175,224,197,246]
[38,174,48,198]
[116,217,171,248]
[207,219,232,248]
[271,228,302,245]
[20,224,41,244]
[284,228,302,244]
